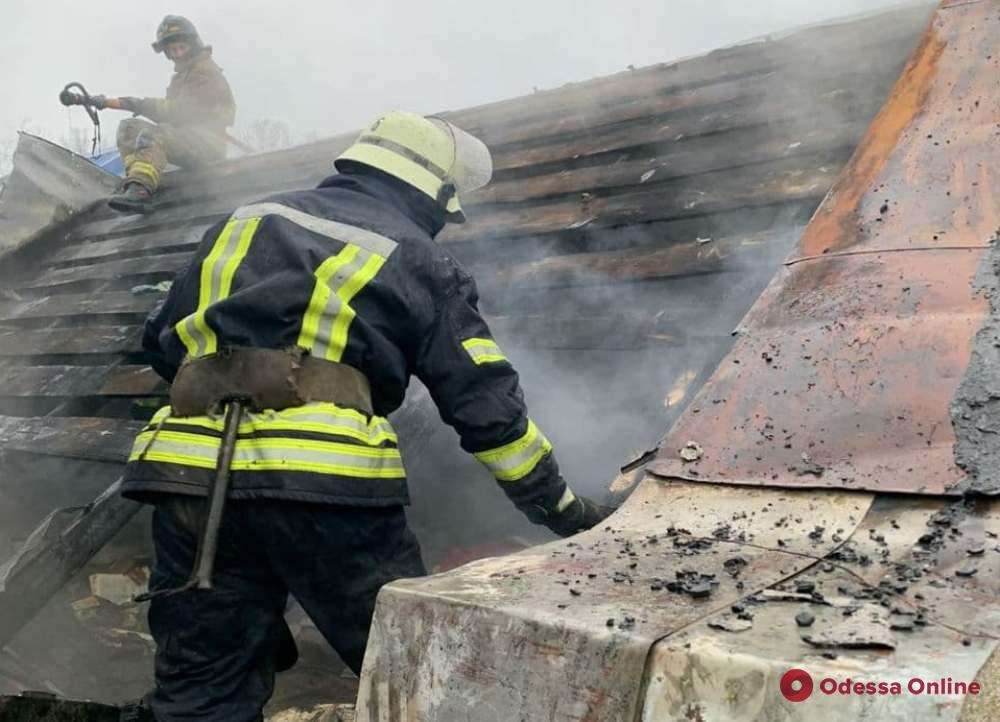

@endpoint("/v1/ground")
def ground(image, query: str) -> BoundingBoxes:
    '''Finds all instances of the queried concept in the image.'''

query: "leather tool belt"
[169,347,373,417]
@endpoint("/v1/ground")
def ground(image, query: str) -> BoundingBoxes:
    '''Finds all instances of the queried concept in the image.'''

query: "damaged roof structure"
[1,0,997,719]
[359,2,1000,721]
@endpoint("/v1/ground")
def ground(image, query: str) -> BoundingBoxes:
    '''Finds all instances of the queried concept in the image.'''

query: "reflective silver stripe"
[138,437,405,477]
[232,202,398,258]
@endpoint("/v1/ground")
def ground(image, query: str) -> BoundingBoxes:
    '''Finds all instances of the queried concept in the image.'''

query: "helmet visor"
[429,119,492,195]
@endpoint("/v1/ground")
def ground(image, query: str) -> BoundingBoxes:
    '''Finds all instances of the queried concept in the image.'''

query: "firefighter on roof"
[120,110,611,720]
[84,15,236,213]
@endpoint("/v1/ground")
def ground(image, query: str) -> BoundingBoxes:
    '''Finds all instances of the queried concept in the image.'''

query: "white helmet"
[335,110,493,223]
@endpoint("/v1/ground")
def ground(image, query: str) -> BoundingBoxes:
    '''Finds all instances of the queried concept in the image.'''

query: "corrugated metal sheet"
[0,133,118,258]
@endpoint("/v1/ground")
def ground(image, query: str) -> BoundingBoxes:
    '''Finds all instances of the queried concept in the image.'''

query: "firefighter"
[120,110,611,720]
[89,15,236,213]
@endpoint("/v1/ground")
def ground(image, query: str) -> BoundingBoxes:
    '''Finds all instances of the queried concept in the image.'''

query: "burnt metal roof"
[651,0,1000,496]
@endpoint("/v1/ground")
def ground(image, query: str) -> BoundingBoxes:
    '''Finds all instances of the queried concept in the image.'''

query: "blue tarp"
[90,149,124,176]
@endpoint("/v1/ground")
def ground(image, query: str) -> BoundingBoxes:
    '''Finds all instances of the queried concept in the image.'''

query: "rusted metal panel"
[651,0,1000,496]
[357,477,874,721]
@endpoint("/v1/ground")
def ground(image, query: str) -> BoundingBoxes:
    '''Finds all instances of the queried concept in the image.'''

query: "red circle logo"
[780,669,814,702]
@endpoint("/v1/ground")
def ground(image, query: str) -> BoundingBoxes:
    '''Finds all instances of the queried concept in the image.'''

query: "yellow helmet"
[335,111,492,223]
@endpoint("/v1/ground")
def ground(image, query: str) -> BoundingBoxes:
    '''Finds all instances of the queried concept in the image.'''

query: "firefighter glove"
[543,494,613,538]
[58,88,86,106]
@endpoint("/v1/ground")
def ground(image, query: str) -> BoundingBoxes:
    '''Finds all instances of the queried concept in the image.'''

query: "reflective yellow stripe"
[462,337,508,365]
[126,159,161,186]
[328,253,385,360]
[474,419,552,482]
[175,217,261,357]
[298,245,360,354]
[129,428,405,478]
[148,403,397,446]
[199,220,239,305]
[298,244,387,362]
[174,316,200,357]
[176,219,237,357]
[218,218,258,301]
[174,204,396,361]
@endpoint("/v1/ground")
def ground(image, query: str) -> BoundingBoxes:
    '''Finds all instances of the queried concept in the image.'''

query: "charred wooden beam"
[474,121,862,207]
[0,365,163,399]
[0,325,141,357]
[473,224,804,292]
[0,694,120,721]
[489,313,689,351]
[0,415,140,463]
[447,160,838,245]
[21,252,189,292]
[0,291,159,326]
[0,480,141,648]
[445,4,928,137]
[479,50,906,164]
[476,237,728,291]
[48,224,208,267]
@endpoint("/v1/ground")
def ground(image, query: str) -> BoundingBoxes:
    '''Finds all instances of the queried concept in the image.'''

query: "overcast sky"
[3,0,915,159]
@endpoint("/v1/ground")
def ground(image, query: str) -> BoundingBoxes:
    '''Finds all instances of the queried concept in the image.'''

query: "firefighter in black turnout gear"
[121,111,610,720]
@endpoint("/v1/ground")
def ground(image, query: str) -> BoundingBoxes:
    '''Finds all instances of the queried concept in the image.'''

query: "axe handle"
[190,399,243,590]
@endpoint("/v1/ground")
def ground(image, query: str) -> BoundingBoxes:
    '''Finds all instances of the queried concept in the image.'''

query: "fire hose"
[58,81,255,155]
[58,82,102,155]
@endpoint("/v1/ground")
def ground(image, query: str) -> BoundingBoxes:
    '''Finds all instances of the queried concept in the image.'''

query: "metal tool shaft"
[189,399,243,590]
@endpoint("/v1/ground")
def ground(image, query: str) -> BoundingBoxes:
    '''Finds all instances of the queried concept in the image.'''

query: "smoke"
[2,0,914,174]
[0,0,936,706]
[401,0,935,562]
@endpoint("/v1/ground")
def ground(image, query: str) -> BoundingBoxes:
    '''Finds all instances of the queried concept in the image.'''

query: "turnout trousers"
[116,118,226,192]
[146,497,426,722]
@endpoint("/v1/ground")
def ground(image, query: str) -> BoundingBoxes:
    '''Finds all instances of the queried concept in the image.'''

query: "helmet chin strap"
[436,182,457,208]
